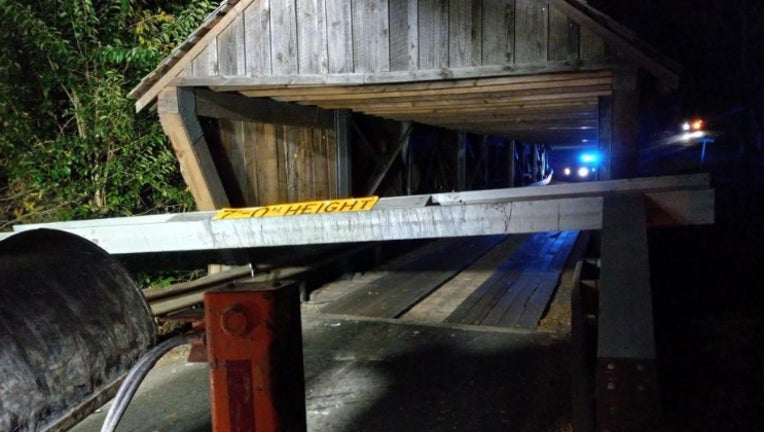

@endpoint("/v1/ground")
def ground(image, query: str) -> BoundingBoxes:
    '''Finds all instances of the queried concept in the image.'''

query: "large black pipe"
[0,229,155,432]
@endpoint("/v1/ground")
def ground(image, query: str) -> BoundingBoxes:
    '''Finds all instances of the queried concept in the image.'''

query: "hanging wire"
[99,334,194,432]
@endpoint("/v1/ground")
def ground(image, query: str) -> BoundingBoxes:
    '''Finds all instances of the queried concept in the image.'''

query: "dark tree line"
[0,0,218,228]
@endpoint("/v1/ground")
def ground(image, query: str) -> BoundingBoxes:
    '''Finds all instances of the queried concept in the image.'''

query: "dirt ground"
[646,141,764,431]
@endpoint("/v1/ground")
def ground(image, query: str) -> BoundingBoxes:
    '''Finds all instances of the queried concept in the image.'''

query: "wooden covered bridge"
[129,0,679,210]
[0,2,712,432]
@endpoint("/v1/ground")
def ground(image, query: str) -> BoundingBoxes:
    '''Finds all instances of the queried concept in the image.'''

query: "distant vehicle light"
[692,119,704,130]
[577,167,590,178]
[563,167,571,176]
[681,122,691,131]
[579,152,600,164]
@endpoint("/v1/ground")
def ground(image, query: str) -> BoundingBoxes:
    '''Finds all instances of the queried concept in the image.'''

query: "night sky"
[588,0,764,119]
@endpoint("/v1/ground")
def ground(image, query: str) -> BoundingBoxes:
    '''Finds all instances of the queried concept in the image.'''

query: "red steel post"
[204,282,306,432]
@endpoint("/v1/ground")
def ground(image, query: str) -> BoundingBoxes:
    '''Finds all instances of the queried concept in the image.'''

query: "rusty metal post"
[204,282,306,432]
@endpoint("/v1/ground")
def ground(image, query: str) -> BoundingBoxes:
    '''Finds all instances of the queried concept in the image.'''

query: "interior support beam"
[195,88,334,129]
[611,68,640,179]
[158,87,229,210]
[11,174,713,255]
[598,95,614,180]
[456,132,467,191]
[334,110,352,198]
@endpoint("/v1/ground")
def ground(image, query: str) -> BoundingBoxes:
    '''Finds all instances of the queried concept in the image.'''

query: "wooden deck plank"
[445,233,547,325]
[320,236,505,318]
[500,232,579,328]
[402,234,530,323]
[481,233,559,326]
[446,231,579,329]
[479,233,555,326]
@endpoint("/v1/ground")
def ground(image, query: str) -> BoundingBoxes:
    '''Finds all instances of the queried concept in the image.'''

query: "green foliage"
[0,0,217,227]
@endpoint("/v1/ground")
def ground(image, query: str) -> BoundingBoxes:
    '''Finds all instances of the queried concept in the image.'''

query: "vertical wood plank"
[242,121,259,205]
[389,0,418,71]
[514,0,548,64]
[244,0,273,75]
[448,0,482,67]
[284,126,301,201]
[255,122,281,205]
[218,16,246,75]
[418,0,449,69]
[302,127,313,200]
[314,129,330,198]
[580,25,605,61]
[191,38,219,77]
[270,0,298,74]
[351,0,390,72]
[325,0,353,73]
[548,6,579,61]
[296,0,329,74]
[481,0,514,65]
[326,127,337,198]
[332,110,349,198]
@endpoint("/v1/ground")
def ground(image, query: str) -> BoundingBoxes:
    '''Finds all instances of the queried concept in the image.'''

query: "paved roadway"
[72,311,570,432]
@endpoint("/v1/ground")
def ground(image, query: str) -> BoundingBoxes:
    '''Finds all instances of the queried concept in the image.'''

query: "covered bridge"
[129,0,679,210]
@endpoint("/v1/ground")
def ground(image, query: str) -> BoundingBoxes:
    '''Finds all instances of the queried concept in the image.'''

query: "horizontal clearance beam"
[195,89,334,129]
[261,80,613,103]
[322,90,611,115]
[307,95,601,111]
[383,111,598,125]
[374,104,598,117]
[174,64,614,94]
[267,89,607,108]
[334,96,598,112]
[8,175,712,255]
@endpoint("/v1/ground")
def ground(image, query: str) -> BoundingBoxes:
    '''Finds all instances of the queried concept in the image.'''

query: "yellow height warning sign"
[214,196,379,220]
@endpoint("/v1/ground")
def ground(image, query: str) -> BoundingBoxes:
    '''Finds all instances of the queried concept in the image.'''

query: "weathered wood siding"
[187,0,612,78]
[217,119,337,205]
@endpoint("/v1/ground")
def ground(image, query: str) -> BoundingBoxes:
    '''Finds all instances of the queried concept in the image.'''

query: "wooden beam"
[359,98,601,116]
[309,90,611,115]
[611,68,639,179]
[251,75,613,102]
[12,186,713,255]
[455,132,466,191]
[173,63,618,93]
[304,92,602,111]
[315,98,601,115]
[390,109,598,125]
[195,89,334,128]
[334,110,352,197]
[237,69,612,98]
[158,87,229,210]
[598,95,614,180]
